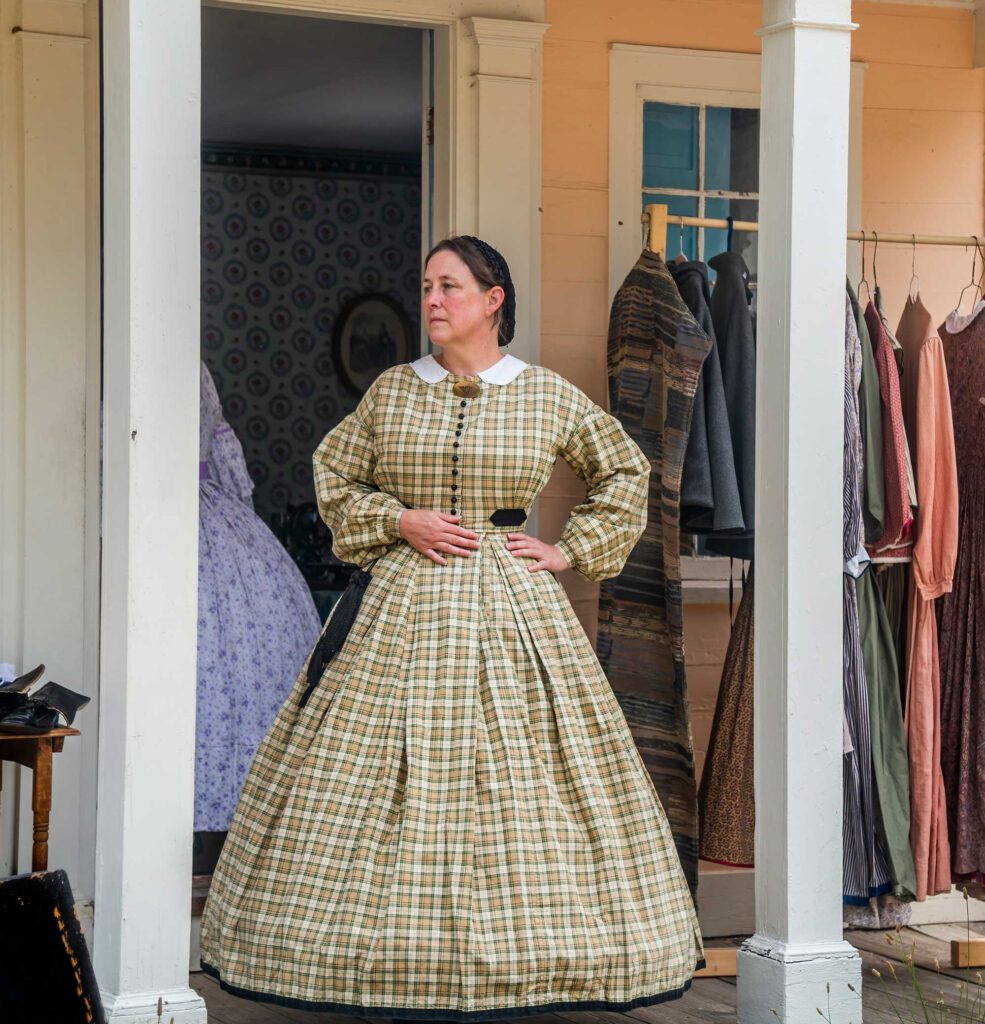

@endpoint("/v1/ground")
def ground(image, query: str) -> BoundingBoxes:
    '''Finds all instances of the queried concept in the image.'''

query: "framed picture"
[332,293,415,396]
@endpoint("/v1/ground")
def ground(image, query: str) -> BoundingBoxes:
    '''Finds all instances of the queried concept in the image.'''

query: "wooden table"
[0,727,80,870]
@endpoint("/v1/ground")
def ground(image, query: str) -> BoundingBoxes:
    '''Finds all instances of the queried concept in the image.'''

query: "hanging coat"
[937,302,985,881]
[848,281,886,544]
[853,300,917,901]
[598,247,712,895]
[897,294,958,899]
[705,250,756,561]
[842,293,893,904]
[671,259,744,536]
[865,300,914,560]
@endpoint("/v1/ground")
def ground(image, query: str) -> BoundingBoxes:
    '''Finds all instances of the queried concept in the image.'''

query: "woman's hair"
[424,235,515,346]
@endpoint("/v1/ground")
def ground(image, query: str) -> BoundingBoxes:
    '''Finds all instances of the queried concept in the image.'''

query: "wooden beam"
[696,947,738,978]
[951,939,985,968]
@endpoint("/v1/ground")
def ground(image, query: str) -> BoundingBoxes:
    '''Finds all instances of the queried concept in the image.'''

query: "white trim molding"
[464,16,548,368]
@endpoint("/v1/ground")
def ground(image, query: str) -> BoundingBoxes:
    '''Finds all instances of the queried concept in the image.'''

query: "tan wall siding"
[540,1,985,744]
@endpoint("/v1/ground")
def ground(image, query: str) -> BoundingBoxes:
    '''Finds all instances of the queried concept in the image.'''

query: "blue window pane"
[705,107,732,194]
[642,102,698,191]
[641,194,697,260]
[705,107,760,193]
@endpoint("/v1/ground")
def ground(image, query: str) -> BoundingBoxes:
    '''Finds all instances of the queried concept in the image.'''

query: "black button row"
[452,400,470,515]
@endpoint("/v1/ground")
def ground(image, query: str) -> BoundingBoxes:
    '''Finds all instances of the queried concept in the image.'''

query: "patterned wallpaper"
[200,148,421,526]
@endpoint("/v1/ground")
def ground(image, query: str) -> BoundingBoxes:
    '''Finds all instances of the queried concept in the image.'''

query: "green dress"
[200,353,704,1019]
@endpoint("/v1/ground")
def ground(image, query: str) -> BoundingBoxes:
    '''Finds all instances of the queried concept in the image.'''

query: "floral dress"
[195,362,321,830]
[199,353,704,1019]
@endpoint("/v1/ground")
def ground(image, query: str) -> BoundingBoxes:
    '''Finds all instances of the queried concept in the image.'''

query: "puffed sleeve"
[553,389,651,582]
[911,338,959,599]
[312,377,407,568]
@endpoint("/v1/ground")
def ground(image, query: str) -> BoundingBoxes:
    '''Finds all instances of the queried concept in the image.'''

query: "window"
[641,101,760,285]
[609,45,864,595]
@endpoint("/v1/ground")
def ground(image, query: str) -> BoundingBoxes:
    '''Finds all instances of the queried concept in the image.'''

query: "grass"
[767,889,985,1024]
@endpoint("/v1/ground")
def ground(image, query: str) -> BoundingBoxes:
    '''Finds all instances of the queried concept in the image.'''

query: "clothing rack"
[642,202,985,973]
[642,203,985,255]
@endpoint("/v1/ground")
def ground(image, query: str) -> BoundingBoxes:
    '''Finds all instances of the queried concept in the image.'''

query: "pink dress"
[864,302,914,561]
[897,296,958,899]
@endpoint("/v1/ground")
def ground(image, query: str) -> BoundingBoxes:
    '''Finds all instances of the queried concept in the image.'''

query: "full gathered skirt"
[199,532,703,1018]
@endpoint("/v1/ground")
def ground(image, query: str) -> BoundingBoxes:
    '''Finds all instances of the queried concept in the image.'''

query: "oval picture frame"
[332,293,416,396]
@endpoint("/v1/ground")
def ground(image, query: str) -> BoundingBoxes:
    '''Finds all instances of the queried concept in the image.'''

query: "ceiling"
[202,7,423,154]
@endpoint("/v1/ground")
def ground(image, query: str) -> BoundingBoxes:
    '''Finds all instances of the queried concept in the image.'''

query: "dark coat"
[704,251,757,560]
[670,259,744,536]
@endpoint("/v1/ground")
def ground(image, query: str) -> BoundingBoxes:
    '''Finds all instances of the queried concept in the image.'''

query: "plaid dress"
[199,353,704,1019]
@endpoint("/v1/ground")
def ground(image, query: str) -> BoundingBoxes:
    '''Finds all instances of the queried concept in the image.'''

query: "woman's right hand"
[398,509,480,565]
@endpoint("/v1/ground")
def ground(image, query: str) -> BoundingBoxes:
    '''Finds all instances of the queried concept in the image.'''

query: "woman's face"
[422,249,503,347]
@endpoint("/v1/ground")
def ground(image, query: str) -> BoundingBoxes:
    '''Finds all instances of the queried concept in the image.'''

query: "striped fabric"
[843,294,893,904]
[199,359,704,1018]
[596,249,712,895]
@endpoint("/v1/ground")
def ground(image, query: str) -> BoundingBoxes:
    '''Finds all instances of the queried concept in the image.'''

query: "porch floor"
[190,925,985,1024]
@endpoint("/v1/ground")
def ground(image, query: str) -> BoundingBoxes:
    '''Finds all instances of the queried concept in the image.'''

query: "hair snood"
[459,236,516,346]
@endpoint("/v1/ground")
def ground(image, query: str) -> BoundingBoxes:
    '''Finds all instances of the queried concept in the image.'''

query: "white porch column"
[462,16,548,369]
[95,1,205,1021]
[737,3,861,1023]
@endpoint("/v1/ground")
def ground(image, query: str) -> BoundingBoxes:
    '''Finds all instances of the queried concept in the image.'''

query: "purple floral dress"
[196,362,321,831]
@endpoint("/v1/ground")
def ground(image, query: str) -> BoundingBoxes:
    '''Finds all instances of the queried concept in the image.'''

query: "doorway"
[192,2,429,939]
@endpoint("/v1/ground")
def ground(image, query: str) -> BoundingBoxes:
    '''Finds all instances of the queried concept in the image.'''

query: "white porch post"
[462,16,548,370]
[95,1,205,1021]
[737,2,861,1023]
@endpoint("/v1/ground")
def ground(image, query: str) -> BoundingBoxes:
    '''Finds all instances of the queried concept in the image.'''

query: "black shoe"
[0,663,44,693]
[0,691,28,718]
[31,682,90,726]
[0,681,90,734]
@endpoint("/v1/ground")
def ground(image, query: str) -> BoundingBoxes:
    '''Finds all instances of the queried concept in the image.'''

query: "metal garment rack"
[641,202,985,975]
[643,202,985,254]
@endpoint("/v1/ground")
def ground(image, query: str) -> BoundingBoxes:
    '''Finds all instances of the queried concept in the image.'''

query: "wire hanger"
[907,235,920,302]
[857,230,871,305]
[954,238,981,314]
[673,216,689,264]
[976,238,985,303]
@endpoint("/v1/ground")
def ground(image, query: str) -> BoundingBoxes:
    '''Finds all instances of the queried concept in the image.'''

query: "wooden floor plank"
[849,926,983,987]
[188,928,985,1024]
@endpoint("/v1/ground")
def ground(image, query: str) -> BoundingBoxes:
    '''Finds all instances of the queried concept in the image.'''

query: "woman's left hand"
[505,533,570,573]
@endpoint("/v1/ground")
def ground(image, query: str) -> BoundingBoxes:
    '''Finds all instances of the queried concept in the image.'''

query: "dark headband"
[461,235,516,345]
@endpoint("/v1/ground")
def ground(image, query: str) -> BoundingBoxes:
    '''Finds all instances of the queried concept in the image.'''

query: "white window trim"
[608,44,865,601]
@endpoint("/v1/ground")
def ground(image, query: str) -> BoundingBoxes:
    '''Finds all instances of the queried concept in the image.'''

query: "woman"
[194,361,321,861]
[200,236,704,1019]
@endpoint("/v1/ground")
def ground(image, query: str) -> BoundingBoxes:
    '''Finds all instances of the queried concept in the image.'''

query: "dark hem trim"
[199,959,706,1020]
[843,881,893,906]
[699,855,755,869]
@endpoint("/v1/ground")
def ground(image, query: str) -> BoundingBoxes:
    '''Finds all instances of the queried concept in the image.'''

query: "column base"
[101,987,207,1023]
[737,936,861,1024]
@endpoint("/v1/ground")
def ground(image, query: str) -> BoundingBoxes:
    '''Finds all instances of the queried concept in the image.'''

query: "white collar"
[409,352,529,385]
[944,298,985,334]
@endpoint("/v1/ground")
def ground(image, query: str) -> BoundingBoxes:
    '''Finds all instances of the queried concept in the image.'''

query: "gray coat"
[704,251,756,560]
[671,259,745,536]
